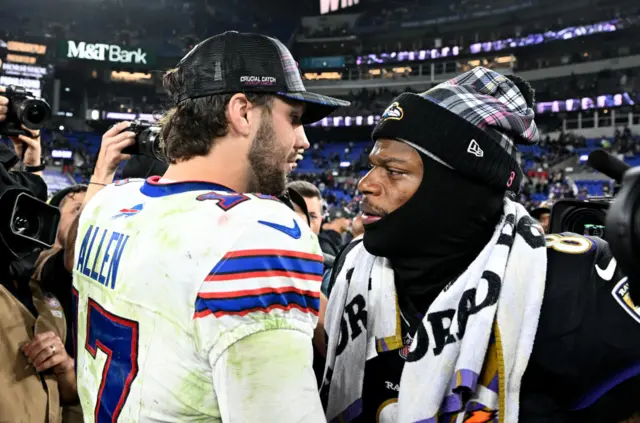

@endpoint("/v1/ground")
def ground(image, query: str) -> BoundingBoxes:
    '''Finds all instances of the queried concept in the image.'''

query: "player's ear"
[226,93,252,138]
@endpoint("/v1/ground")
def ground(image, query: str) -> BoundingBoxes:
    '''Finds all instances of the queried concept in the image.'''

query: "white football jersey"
[72,177,324,422]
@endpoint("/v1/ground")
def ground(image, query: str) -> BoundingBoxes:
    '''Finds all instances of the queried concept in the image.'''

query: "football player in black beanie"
[318,68,640,423]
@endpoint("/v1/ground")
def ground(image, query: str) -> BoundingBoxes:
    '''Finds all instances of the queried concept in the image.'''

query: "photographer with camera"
[85,121,136,198]
[0,88,78,421]
[318,68,640,423]
[0,86,47,196]
[62,121,136,270]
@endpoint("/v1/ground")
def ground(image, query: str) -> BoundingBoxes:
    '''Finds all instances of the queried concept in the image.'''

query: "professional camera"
[550,149,640,297]
[550,149,628,238]
[0,86,52,137]
[121,120,166,162]
[549,197,610,237]
[0,144,59,265]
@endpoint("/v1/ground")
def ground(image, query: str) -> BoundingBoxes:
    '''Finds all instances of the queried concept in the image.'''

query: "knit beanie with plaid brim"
[372,67,539,193]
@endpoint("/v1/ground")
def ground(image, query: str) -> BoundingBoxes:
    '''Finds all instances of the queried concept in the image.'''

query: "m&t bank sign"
[61,40,155,66]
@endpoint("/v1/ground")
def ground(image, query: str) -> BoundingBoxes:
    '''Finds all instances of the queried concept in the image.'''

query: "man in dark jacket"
[318,68,640,423]
[318,206,354,257]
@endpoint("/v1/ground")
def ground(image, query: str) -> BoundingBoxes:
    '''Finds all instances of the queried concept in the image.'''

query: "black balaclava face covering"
[363,150,505,309]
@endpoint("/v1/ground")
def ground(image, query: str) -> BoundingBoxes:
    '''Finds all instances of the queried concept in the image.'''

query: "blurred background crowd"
[0,0,639,252]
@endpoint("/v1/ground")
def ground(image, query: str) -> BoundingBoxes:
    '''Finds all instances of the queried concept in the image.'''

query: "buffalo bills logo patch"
[381,102,404,121]
[112,203,144,219]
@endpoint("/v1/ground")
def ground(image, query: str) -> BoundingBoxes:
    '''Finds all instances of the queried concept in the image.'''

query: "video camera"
[550,149,640,294]
[121,120,166,162]
[0,86,51,137]
[0,144,59,268]
[549,197,610,237]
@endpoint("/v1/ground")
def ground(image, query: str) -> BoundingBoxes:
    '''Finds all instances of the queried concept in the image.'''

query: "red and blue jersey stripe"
[205,249,324,282]
[194,287,320,319]
[194,249,323,319]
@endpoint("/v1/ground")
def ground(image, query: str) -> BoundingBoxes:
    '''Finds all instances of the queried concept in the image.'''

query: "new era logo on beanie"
[372,67,539,193]
[467,139,484,158]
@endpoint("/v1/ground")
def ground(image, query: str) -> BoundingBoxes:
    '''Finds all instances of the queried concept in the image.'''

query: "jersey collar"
[140,176,235,197]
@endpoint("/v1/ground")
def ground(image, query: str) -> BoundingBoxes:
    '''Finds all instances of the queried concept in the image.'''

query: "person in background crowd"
[530,205,551,233]
[50,186,88,249]
[287,180,323,235]
[287,184,312,225]
[343,212,365,245]
[319,68,640,423]
[35,185,88,357]
[70,31,349,422]
[319,206,354,257]
[284,182,331,361]
[350,212,365,239]
[0,96,78,423]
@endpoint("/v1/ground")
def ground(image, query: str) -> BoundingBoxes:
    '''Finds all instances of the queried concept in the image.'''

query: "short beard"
[247,111,288,196]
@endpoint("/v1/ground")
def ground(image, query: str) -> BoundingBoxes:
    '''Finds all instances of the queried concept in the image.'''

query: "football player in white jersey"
[72,31,349,422]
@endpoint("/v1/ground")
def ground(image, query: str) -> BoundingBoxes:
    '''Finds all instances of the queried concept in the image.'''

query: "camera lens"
[563,208,607,236]
[12,211,41,238]
[26,105,46,124]
[18,98,52,130]
[138,126,167,162]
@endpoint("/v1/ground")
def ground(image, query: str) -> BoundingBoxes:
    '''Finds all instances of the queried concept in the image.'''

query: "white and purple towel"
[322,198,547,422]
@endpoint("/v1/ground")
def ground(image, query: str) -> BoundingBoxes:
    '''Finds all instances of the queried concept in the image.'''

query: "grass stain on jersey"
[226,328,309,409]
[176,369,220,419]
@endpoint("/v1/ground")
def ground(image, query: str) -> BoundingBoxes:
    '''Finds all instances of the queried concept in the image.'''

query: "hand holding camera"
[121,119,164,162]
[0,86,50,177]
[0,89,8,121]
[8,126,43,175]
[91,121,136,184]
[0,85,51,137]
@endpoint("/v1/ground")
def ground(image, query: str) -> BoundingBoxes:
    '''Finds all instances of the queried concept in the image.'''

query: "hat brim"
[277,91,350,125]
[49,186,75,207]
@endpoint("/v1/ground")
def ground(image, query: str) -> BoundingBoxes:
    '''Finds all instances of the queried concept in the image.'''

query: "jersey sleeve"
[192,210,324,365]
[213,329,326,423]
[570,237,640,419]
[532,233,640,417]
